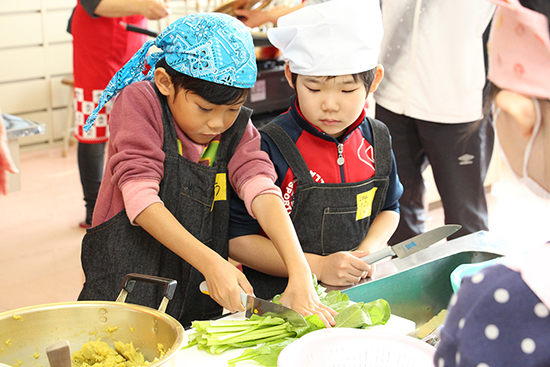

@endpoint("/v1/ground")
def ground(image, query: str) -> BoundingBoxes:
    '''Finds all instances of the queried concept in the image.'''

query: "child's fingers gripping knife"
[203,280,245,314]
[319,251,372,286]
[203,267,254,313]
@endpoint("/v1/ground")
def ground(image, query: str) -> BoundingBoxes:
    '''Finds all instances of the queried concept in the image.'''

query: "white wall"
[0,0,75,146]
[0,0,220,148]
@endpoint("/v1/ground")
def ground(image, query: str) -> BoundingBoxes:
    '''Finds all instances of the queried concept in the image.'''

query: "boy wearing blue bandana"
[78,13,335,328]
[229,0,403,299]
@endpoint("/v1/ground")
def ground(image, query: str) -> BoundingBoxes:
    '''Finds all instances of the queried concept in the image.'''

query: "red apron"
[71,3,147,143]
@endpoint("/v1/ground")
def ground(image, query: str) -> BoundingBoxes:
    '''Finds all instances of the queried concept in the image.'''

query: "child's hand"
[203,259,254,314]
[278,281,337,328]
[317,250,374,286]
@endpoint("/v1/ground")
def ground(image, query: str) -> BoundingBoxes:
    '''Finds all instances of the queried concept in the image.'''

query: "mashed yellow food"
[72,339,163,367]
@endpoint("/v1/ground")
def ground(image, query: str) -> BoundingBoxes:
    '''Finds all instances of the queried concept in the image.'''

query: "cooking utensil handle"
[116,273,177,313]
[360,246,395,264]
[199,281,248,307]
[46,341,71,367]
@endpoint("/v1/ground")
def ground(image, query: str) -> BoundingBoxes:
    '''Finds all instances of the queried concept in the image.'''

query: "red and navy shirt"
[229,96,402,238]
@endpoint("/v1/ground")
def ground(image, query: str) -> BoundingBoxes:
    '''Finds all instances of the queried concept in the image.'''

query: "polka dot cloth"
[434,264,550,366]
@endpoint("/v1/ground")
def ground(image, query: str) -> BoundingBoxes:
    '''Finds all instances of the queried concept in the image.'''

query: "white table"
[175,311,416,366]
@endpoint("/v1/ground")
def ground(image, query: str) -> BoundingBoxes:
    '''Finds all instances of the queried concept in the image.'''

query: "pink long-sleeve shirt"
[92,81,281,226]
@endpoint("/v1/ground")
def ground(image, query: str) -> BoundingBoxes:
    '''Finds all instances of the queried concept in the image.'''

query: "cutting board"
[173,312,416,366]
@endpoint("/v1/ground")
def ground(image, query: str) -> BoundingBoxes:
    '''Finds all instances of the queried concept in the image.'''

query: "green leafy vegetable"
[183,315,296,354]
[185,276,392,367]
[334,302,372,328]
[321,290,351,313]
[361,299,391,326]
[227,338,296,367]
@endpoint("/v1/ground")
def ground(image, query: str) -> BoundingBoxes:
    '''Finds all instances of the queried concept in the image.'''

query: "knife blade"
[199,281,307,327]
[360,224,461,264]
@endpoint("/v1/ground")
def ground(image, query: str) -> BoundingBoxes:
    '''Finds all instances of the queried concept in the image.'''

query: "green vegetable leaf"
[321,290,350,312]
[292,314,327,338]
[361,299,391,326]
[228,338,296,367]
[334,302,371,328]
[186,276,392,367]
[250,314,287,326]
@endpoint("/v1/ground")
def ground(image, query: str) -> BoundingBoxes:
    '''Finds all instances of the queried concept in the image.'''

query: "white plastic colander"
[277,328,435,367]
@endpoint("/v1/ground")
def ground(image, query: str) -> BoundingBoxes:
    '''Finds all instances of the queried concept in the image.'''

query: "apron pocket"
[176,187,214,244]
[320,206,371,254]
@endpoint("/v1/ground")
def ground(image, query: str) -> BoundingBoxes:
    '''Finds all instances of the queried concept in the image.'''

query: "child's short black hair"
[291,67,377,93]
[156,58,250,105]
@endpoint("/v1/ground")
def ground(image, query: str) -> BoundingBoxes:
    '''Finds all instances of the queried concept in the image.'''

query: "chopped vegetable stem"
[208,324,292,345]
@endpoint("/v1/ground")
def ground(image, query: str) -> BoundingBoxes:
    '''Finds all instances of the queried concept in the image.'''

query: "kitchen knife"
[361,224,461,264]
[199,281,307,327]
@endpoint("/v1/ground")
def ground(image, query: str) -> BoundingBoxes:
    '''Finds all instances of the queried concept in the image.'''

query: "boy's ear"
[284,63,295,90]
[368,64,385,94]
[155,67,173,96]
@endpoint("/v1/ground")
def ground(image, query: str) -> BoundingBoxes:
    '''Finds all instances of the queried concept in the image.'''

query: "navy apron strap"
[260,122,314,184]
[368,117,392,178]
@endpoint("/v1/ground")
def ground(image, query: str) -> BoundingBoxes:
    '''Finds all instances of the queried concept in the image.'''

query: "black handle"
[120,273,177,300]
[124,23,159,37]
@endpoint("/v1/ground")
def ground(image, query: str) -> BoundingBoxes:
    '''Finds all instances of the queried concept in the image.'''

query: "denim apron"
[78,87,250,328]
[244,118,392,299]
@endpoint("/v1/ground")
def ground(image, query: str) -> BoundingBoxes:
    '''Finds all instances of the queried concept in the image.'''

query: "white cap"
[267,0,383,76]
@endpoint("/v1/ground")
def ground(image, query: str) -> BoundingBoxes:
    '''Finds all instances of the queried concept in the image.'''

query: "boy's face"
[168,90,246,144]
[156,67,246,145]
[287,68,368,139]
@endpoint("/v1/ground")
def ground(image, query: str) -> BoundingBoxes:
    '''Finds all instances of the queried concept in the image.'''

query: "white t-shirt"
[374,0,495,123]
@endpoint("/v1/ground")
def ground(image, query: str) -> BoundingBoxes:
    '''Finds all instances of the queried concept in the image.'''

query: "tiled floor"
[0,143,549,314]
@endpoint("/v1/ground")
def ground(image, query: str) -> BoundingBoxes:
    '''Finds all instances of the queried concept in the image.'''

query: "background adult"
[68,0,170,228]
[434,0,550,365]
[374,0,496,243]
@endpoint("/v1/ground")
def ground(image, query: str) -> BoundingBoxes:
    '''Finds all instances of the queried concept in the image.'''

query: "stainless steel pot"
[0,274,185,367]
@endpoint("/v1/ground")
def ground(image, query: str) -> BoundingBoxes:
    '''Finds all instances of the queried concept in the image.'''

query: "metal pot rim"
[0,301,186,367]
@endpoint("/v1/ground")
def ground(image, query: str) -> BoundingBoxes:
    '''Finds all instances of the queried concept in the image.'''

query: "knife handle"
[199,281,248,307]
[360,246,396,264]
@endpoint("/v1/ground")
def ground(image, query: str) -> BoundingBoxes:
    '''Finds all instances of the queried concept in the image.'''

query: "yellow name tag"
[213,173,227,205]
[356,187,377,221]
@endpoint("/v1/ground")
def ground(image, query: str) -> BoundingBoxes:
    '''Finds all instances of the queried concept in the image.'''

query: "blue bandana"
[84,12,257,132]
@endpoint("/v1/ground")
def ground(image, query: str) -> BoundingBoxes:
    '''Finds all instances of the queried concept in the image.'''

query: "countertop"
[175,311,416,366]
[2,113,46,140]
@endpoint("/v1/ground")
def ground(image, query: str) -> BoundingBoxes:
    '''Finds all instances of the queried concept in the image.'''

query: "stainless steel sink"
[327,231,514,327]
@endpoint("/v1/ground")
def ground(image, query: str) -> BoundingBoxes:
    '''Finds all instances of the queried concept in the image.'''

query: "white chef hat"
[267,0,383,76]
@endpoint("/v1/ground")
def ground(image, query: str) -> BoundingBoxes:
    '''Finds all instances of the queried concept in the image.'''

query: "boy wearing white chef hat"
[229,0,403,298]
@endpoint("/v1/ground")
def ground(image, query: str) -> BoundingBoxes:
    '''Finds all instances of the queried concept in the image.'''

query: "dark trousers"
[77,142,105,224]
[375,104,494,243]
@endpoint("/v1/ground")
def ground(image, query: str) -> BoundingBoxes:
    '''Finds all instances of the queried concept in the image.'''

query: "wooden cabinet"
[0,0,75,146]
